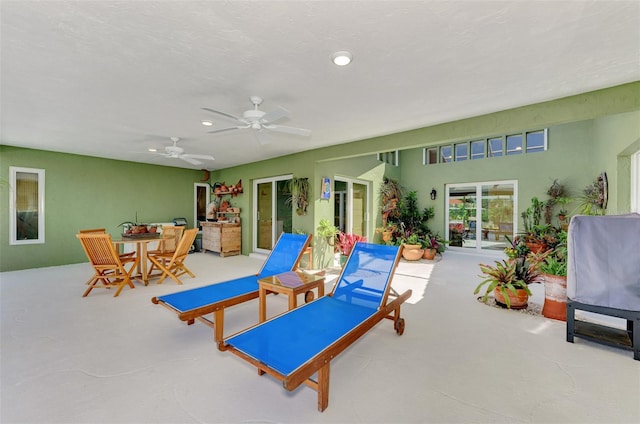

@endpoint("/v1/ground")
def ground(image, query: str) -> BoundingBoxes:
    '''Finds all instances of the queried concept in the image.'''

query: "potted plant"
[379,177,403,226]
[375,222,398,243]
[316,218,340,267]
[400,232,424,261]
[336,232,367,265]
[475,250,548,309]
[539,230,568,320]
[421,233,446,260]
[286,177,310,216]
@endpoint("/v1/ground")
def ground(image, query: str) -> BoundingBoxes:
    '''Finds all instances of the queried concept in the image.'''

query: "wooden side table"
[258,271,325,322]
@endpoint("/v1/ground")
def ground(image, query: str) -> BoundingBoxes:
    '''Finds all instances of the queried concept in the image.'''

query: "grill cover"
[567,213,640,311]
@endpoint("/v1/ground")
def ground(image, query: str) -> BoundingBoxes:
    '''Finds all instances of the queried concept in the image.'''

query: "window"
[422,128,547,167]
[506,134,523,156]
[377,151,398,166]
[488,137,503,157]
[455,143,468,161]
[440,146,452,163]
[10,167,45,245]
[423,147,438,165]
[470,140,484,160]
[526,130,547,152]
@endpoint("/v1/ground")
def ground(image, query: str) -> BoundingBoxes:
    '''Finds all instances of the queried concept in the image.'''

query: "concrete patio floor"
[1,250,638,423]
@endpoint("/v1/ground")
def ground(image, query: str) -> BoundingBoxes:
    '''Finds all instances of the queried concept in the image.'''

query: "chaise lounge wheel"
[394,318,405,335]
[305,290,315,303]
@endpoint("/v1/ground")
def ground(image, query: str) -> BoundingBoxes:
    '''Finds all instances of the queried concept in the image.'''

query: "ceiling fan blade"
[261,106,289,124]
[263,124,311,137]
[180,156,202,165]
[183,154,215,161]
[202,107,242,122]
[208,126,244,134]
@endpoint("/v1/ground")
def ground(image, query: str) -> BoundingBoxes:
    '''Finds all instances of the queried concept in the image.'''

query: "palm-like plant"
[475,250,548,308]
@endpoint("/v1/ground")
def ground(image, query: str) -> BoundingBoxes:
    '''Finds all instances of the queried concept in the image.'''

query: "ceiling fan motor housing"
[244,109,266,123]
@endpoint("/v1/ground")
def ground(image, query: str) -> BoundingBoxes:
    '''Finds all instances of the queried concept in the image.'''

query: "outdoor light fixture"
[430,188,437,200]
[332,51,352,66]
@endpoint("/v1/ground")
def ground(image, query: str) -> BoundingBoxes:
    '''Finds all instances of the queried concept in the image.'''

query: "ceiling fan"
[203,96,311,144]
[154,137,214,166]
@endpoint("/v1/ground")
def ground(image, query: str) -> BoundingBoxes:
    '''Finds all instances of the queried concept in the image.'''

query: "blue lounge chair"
[151,233,312,342]
[220,242,411,412]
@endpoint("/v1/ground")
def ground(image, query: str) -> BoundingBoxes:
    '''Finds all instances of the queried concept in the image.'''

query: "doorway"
[253,175,292,253]
[334,177,369,237]
[194,183,210,230]
[446,180,517,252]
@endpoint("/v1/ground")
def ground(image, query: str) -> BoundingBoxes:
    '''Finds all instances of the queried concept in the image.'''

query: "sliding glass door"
[253,175,292,253]
[334,177,368,236]
[446,180,517,251]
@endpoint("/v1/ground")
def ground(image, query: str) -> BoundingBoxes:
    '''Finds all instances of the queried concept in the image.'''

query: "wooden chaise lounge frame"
[219,242,411,412]
[151,233,312,342]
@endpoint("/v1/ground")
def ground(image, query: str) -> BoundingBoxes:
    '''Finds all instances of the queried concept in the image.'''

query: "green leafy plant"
[286,177,310,216]
[475,250,548,308]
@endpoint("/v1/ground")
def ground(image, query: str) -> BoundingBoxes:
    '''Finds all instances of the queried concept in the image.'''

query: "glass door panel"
[256,182,273,250]
[254,176,293,253]
[446,180,517,252]
[334,177,369,237]
[483,183,515,251]
[352,183,366,236]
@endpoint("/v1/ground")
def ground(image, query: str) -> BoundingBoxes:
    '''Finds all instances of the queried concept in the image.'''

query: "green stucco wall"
[1,82,639,271]
[0,146,201,271]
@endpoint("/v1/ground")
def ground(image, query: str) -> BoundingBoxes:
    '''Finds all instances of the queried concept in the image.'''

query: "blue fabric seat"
[152,233,311,342]
[221,242,412,412]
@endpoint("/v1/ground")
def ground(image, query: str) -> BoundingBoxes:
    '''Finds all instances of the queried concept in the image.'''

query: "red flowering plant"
[336,232,367,256]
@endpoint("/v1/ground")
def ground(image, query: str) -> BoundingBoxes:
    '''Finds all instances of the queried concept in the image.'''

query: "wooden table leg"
[259,286,267,323]
[289,292,297,310]
[318,279,325,297]
[139,242,149,286]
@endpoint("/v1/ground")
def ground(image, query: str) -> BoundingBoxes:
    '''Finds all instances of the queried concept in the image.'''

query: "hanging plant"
[287,177,310,216]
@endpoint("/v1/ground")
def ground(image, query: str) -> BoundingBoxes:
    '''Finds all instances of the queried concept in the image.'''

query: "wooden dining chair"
[78,228,137,284]
[76,233,140,297]
[148,228,198,285]
[147,225,184,278]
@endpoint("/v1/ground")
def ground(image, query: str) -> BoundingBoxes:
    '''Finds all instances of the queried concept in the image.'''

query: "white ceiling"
[2,1,639,170]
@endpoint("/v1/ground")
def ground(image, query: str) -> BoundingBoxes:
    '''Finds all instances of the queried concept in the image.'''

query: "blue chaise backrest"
[332,242,399,310]
[258,233,310,278]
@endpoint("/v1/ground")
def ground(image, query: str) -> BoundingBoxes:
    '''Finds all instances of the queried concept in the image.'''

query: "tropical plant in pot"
[421,233,446,260]
[475,250,549,309]
[400,232,424,261]
[539,229,568,320]
[336,232,367,265]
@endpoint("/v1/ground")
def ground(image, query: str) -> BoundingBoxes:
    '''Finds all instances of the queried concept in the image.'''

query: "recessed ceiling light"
[201,120,213,126]
[332,51,352,66]
[148,148,157,152]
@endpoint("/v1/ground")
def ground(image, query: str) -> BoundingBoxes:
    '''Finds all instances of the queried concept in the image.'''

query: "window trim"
[9,166,45,245]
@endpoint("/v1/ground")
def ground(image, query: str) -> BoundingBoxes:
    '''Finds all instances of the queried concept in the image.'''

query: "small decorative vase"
[422,248,437,260]
[494,287,529,309]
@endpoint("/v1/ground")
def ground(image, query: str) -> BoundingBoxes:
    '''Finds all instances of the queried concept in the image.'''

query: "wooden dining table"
[112,234,167,286]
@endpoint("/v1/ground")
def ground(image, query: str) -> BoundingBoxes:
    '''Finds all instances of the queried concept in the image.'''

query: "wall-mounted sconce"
[430,188,437,200]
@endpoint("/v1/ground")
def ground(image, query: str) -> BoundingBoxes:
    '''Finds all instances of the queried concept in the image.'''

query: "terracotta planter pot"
[402,244,424,261]
[382,231,392,242]
[542,273,567,321]
[422,248,437,260]
[494,287,529,309]
[525,241,547,254]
